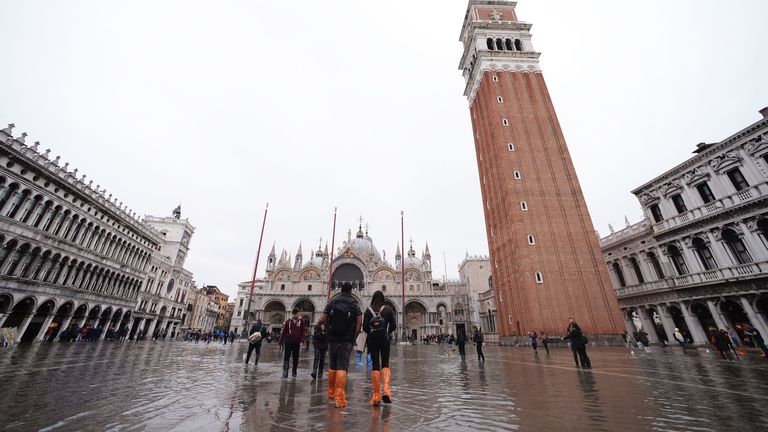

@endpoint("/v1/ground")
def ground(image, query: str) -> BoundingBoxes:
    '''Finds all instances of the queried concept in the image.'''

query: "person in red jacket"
[279,308,306,378]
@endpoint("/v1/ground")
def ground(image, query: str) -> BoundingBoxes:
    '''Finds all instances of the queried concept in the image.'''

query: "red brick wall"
[469,71,623,337]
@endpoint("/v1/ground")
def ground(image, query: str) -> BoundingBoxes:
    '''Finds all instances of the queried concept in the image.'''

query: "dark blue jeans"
[245,342,262,364]
[312,346,327,376]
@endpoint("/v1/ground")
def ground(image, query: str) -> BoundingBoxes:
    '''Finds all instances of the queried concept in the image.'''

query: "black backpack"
[368,306,386,333]
[328,297,355,337]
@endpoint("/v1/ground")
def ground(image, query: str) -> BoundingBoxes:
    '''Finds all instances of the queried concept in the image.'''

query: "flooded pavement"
[1,341,767,431]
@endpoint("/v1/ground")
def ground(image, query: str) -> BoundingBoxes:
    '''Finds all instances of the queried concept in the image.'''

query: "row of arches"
[610,223,766,288]
[0,292,132,343]
[624,295,768,346]
[0,177,152,272]
[486,37,523,52]
[0,235,142,301]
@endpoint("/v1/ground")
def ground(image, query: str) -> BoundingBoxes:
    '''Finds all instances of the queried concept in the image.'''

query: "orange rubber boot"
[326,370,337,402]
[370,371,382,407]
[381,367,392,403]
[334,370,348,408]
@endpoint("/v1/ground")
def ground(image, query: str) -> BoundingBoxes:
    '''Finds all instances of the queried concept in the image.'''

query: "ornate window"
[647,252,664,279]
[726,168,749,191]
[629,257,644,284]
[514,39,523,51]
[612,262,626,287]
[486,38,494,50]
[696,182,716,204]
[649,204,663,223]
[671,194,687,214]
[693,238,717,270]
[667,245,688,275]
[722,229,751,264]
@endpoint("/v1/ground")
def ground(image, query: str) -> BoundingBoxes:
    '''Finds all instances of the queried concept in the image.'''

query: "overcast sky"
[1,1,766,298]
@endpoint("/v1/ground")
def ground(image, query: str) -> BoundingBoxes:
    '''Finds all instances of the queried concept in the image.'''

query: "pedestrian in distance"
[320,282,363,409]
[364,290,397,406]
[563,318,591,368]
[279,308,306,378]
[673,328,687,351]
[223,331,229,345]
[528,331,538,353]
[719,328,739,358]
[245,319,268,365]
[745,325,768,358]
[311,322,328,380]
[709,328,732,361]
[541,333,550,355]
[473,326,485,363]
[456,329,467,362]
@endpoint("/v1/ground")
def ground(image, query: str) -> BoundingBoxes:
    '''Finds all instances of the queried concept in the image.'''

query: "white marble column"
[99,315,114,341]
[657,304,678,343]
[705,232,731,267]
[145,319,158,340]
[739,297,768,339]
[58,314,74,337]
[0,313,8,329]
[706,299,729,330]
[15,313,34,342]
[35,314,56,342]
[680,303,708,345]
[621,309,635,336]
[737,222,764,260]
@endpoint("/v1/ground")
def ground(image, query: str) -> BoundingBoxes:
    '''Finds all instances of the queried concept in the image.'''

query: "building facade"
[600,108,768,345]
[0,124,201,342]
[230,226,486,340]
[458,0,623,343]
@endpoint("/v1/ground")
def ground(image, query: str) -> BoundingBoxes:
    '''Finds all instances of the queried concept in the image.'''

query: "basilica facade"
[231,226,488,340]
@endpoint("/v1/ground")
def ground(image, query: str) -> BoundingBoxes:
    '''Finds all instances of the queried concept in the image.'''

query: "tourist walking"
[528,331,538,353]
[673,328,687,351]
[745,325,768,358]
[364,290,397,406]
[320,282,362,408]
[279,308,306,378]
[245,319,267,365]
[541,334,550,355]
[719,328,739,358]
[709,328,732,360]
[473,326,485,362]
[311,322,328,380]
[563,318,591,368]
[457,329,467,361]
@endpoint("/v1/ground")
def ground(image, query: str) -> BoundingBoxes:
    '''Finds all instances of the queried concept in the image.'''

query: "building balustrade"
[652,181,768,234]
[616,259,768,298]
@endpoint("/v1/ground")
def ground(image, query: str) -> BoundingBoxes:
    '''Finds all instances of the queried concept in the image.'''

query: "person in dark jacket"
[541,333,550,355]
[320,282,363,408]
[745,325,768,358]
[710,328,732,360]
[363,290,397,406]
[311,323,328,380]
[456,329,467,362]
[473,326,485,362]
[245,319,267,365]
[279,308,306,378]
[563,318,591,368]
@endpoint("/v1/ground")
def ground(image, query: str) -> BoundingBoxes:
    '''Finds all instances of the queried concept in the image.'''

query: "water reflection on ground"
[1,341,767,431]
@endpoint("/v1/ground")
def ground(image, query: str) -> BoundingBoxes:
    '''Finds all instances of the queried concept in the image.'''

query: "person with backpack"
[563,318,591,368]
[245,319,268,365]
[363,290,397,406]
[279,308,306,378]
[311,322,328,380]
[320,282,362,408]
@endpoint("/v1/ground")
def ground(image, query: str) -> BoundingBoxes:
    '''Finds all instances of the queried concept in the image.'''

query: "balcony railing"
[651,182,768,234]
[615,260,768,298]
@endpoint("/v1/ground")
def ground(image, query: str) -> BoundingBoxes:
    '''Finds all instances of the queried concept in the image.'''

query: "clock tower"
[458,1,622,342]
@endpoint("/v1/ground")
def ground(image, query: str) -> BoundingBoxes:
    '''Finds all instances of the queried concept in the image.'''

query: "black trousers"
[367,334,390,371]
[312,347,327,376]
[329,341,353,371]
[572,347,591,367]
[476,342,485,361]
[245,342,262,364]
[458,343,466,359]
[283,342,300,372]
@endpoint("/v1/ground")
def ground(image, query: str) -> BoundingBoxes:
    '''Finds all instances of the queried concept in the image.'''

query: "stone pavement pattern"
[1,341,768,431]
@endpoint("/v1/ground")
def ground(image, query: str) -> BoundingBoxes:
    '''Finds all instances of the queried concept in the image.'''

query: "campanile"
[458,1,622,342]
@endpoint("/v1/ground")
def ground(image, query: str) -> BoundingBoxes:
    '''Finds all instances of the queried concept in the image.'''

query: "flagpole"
[243,203,269,335]
[401,210,406,341]
[327,207,337,301]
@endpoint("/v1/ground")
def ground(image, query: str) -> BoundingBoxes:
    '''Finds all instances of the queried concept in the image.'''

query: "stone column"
[737,221,764,260]
[0,313,8,328]
[657,304,678,343]
[706,299,729,330]
[680,302,708,345]
[131,317,145,339]
[35,314,56,342]
[705,231,731,268]
[58,314,74,337]
[15,313,34,342]
[145,319,158,340]
[739,297,768,339]
[639,307,660,343]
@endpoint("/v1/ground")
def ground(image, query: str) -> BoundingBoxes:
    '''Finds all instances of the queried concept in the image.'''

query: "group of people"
[54,323,128,343]
[706,325,768,360]
[526,331,551,355]
[245,282,398,408]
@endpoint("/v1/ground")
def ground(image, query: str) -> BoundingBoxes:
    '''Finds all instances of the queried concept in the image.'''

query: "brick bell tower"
[458,1,622,343]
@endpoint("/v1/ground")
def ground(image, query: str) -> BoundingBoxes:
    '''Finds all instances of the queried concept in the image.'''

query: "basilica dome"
[403,249,423,269]
[342,226,382,262]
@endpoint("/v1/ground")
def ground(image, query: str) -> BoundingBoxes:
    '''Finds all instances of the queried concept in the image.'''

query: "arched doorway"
[404,301,427,340]
[332,263,365,291]
[720,299,752,344]
[756,296,768,331]
[86,306,101,327]
[264,300,287,334]
[21,299,55,342]
[293,298,316,323]
[668,305,693,342]
[71,304,88,329]
[690,303,717,335]
[1,297,35,331]
[98,307,113,329]
[48,302,74,341]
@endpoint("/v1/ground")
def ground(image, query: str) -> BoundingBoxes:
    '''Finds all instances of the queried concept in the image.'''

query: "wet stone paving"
[1,341,768,431]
